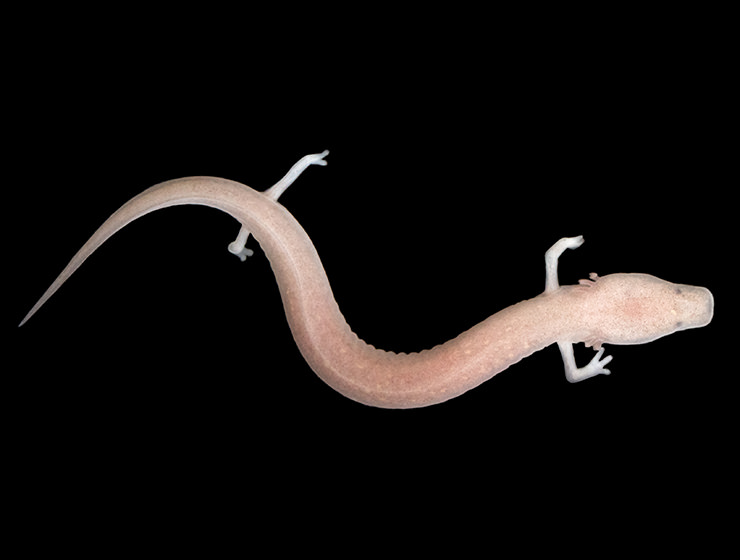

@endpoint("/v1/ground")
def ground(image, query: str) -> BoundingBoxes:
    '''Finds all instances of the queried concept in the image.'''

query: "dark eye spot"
[675,288,683,295]
[676,321,684,328]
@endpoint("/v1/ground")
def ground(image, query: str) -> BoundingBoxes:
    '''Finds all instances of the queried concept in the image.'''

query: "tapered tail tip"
[18,303,40,327]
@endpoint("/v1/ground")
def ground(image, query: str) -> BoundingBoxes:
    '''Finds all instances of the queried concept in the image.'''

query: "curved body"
[20,154,714,408]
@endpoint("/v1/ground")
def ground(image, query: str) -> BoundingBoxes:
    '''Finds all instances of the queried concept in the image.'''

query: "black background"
[5,6,733,553]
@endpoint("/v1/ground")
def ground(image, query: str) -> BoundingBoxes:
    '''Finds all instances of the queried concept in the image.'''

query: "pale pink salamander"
[20,151,714,408]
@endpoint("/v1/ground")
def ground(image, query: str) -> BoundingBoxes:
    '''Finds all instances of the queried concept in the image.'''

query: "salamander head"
[591,273,714,345]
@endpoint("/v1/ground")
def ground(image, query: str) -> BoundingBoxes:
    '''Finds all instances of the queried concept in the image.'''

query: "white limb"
[557,342,613,383]
[544,235,584,293]
[228,150,329,260]
[227,227,255,262]
[264,149,329,201]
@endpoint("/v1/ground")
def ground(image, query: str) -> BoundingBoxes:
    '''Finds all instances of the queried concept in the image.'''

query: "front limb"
[557,342,613,383]
[544,236,613,382]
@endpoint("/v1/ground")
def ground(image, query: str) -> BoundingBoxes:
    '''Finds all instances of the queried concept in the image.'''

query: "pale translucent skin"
[19,152,714,408]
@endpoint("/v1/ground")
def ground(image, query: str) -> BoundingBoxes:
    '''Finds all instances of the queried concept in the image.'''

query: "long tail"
[19,151,330,327]
[17,176,255,327]
[18,186,181,326]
